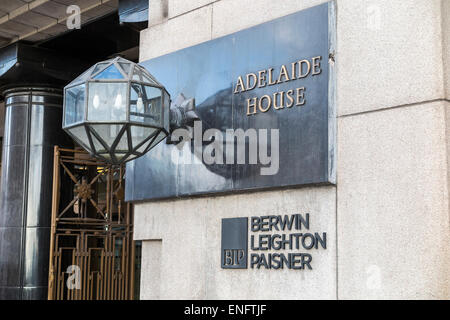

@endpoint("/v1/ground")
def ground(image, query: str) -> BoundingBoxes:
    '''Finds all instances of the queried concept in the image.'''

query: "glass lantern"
[63,57,170,164]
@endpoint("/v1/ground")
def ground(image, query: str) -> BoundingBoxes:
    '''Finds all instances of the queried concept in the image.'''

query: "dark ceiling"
[0,10,143,95]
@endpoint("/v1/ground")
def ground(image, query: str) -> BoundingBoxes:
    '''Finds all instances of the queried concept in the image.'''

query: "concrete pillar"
[0,88,70,300]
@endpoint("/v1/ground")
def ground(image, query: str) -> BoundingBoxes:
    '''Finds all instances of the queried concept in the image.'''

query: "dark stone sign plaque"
[125,2,336,201]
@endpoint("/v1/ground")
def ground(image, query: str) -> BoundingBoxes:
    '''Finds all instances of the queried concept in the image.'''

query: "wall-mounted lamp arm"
[168,94,200,130]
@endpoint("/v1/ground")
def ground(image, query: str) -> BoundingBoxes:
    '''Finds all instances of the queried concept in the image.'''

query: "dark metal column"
[0,88,70,300]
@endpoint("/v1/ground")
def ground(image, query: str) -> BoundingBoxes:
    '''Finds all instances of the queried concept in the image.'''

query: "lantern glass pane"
[88,82,127,121]
[91,62,110,76]
[129,83,162,125]
[114,130,129,153]
[89,130,107,153]
[142,72,158,85]
[136,139,152,153]
[90,124,123,149]
[93,64,124,79]
[148,130,167,151]
[115,153,127,162]
[163,91,170,131]
[64,84,85,126]
[118,62,131,76]
[72,66,94,84]
[130,125,158,149]
[68,126,90,150]
[132,67,142,81]
[127,154,138,161]
[99,153,111,161]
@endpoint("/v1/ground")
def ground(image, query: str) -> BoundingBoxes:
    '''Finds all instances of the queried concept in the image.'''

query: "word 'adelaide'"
[233,56,323,116]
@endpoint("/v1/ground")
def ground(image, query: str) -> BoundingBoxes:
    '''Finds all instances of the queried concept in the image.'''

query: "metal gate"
[48,147,135,300]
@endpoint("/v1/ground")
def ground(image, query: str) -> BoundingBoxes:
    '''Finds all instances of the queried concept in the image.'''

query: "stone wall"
[136,0,450,299]
[136,187,337,299]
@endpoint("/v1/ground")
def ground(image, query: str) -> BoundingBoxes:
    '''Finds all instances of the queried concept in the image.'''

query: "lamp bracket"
[168,93,201,138]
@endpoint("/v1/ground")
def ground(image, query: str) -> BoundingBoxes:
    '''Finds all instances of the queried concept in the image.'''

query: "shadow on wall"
[0,101,4,190]
[0,102,4,136]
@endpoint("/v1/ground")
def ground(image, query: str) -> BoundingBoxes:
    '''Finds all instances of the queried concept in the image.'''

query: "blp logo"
[221,218,248,269]
[223,249,246,267]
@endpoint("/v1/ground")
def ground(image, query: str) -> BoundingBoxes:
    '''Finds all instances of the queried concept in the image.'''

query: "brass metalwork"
[48,146,135,300]
[74,178,95,202]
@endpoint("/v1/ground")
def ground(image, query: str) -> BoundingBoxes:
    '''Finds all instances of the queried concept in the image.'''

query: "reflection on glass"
[72,65,95,84]
[93,64,124,79]
[99,153,111,161]
[129,83,162,125]
[68,126,89,149]
[91,62,110,76]
[90,131,106,153]
[132,67,142,81]
[90,124,123,150]
[130,126,157,149]
[88,83,127,121]
[136,140,151,153]
[163,91,170,131]
[115,130,129,152]
[115,153,127,162]
[65,84,85,126]
[148,131,167,151]
[118,62,131,76]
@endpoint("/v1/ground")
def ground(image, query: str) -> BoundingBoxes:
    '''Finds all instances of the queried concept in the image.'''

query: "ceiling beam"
[0,0,52,25]
[5,0,114,45]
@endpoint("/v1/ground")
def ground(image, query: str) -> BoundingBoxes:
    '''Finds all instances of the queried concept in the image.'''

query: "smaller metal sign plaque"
[221,218,248,269]
[221,214,328,270]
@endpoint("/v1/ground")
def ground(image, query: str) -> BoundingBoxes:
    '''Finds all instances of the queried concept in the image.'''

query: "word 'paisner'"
[251,253,312,270]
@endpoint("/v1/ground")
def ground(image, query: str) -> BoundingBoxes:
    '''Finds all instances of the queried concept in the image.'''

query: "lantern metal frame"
[62,57,170,164]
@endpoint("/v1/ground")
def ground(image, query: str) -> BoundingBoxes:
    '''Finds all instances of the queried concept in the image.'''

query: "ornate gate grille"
[48,147,135,300]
